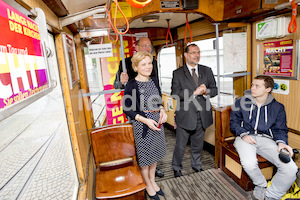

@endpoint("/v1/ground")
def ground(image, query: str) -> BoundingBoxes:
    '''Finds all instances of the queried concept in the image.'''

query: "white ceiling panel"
[61,0,107,14]
[129,12,203,29]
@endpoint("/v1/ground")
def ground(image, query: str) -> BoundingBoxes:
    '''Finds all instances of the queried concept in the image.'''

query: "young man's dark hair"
[254,75,275,92]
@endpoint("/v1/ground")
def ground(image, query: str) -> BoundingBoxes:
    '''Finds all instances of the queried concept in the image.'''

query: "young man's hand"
[242,135,257,144]
[278,143,293,157]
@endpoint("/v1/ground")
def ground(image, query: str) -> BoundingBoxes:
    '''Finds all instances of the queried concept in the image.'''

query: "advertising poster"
[263,39,293,77]
[0,0,49,110]
[100,36,136,125]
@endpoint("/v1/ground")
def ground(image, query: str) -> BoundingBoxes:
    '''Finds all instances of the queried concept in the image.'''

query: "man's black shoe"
[192,167,203,172]
[155,168,164,178]
[174,170,183,178]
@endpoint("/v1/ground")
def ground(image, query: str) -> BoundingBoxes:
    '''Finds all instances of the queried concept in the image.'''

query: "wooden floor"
[155,127,216,182]
[149,127,252,200]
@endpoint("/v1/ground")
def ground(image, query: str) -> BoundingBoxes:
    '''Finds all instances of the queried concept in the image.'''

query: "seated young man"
[230,75,298,200]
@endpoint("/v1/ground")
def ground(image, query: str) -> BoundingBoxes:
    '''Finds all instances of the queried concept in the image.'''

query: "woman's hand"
[143,118,161,131]
[158,109,167,124]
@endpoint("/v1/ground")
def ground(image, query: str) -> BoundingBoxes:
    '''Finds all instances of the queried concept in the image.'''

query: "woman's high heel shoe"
[156,189,165,196]
[146,191,160,200]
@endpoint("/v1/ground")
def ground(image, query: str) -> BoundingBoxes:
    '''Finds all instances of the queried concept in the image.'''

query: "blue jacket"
[230,90,288,144]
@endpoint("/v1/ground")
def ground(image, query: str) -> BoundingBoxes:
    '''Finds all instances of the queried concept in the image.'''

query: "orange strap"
[106,5,118,43]
[126,0,152,8]
[288,0,297,33]
[114,0,129,35]
[166,19,173,47]
[128,29,135,48]
[184,13,193,44]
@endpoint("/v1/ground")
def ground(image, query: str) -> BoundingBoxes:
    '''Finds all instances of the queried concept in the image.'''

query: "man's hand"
[120,72,129,85]
[278,143,293,157]
[194,84,207,96]
[242,135,257,144]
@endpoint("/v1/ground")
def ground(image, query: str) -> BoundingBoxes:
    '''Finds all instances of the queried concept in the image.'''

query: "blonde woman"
[123,51,167,200]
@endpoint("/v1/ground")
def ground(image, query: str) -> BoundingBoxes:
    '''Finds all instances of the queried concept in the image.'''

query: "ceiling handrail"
[165,19,173,47]
[184,13,193,44]
[126,0,152,8]
[113,0,129,35]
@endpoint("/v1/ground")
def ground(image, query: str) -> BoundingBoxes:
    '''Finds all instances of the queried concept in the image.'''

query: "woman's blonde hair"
[131,51,153,72]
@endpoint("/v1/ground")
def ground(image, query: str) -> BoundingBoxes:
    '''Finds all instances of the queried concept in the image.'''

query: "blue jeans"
[234,136,298,199]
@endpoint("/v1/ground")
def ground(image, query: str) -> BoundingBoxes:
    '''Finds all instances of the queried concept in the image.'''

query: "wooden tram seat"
[215,106,274,191]
[91,124,146,200]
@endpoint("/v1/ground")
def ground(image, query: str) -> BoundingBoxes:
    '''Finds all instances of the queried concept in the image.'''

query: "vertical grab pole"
[214,23,220,107]
[119,32,126,73]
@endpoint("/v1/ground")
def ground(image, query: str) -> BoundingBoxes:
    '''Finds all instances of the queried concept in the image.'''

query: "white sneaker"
[252,186,266,200]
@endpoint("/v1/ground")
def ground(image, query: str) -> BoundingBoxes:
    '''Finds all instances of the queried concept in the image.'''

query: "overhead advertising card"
[263,39,293,77]
[88,43,113,58]
[0,0,49,110]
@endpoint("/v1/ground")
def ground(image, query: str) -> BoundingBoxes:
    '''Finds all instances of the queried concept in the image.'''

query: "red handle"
[288,0,297,33]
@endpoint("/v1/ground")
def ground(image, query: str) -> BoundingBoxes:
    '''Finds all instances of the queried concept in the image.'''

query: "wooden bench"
[91,124,146,199]
[215,106,274,191]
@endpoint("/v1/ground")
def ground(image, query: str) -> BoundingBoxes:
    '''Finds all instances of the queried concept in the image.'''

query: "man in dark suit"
[171,43,217,177]
[113,37,164,178]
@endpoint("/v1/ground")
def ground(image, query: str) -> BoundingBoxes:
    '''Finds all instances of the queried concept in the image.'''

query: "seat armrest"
[224,136,236,142]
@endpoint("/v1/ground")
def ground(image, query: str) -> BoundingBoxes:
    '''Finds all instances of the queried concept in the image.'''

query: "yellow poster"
[111,2,132,18]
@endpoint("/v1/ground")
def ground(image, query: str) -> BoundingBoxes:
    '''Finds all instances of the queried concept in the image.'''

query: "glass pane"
[158,47,177,94]
[194,38,224,76]
[84,48,106,127]
[193,38,236,106]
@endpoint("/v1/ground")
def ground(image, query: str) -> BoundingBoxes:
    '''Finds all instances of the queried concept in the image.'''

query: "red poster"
[101,36,136,125]
[263,39,293,77]
[0,0,49,110]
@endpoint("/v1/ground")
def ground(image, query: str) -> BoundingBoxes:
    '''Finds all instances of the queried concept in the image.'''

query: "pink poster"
[263,40,293,77]
[100,36,136,125]
[0,0,49,110]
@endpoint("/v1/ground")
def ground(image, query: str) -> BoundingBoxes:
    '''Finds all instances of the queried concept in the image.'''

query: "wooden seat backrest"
[220,106,235,141]
[217,106,269,163]
[91,124,136,167]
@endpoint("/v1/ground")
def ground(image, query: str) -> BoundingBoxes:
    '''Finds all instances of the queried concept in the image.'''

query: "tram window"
[84,48,106,127]
[158,46,177,94]
[194,38,235,106]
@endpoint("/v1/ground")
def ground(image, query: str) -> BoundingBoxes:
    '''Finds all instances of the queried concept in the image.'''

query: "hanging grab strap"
[166,19,173,47]
[106,4,118,43]
[126,0,152,8]
[128,29,135,48]
[288,0,298,33]
[184,13,193,44]
[114,0,129,35]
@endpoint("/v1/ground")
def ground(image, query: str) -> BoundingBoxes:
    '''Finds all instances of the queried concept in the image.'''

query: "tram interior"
[0,0,300,199]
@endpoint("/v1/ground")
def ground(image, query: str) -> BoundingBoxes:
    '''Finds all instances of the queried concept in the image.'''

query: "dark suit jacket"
[171,64,217,130]
[113,56,158,89]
